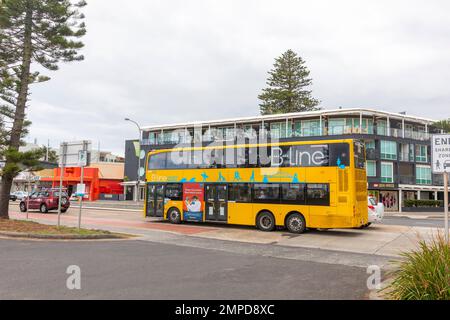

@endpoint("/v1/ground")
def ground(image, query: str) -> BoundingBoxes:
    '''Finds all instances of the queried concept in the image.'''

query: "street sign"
[431,134,450,244]
[78,150,88,167]
[59,140,92,168]
[75,183,86,196]
[57,140,91,229]
[431,134,450,173]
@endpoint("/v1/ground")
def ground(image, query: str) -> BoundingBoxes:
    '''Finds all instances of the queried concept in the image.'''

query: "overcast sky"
[26,0,450,155]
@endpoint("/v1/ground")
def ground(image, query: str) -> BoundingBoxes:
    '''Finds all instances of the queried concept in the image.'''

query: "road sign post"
[77,144,89,230]
[57,142,68,228]
[431,134,450,243]
[58,140,91,229]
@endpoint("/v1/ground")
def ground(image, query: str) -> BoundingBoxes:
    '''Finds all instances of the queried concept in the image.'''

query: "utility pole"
[125,118,142,202]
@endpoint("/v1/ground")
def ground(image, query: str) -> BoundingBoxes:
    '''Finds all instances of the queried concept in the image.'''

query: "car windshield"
[53,192,68,197]
[368,197,376,206]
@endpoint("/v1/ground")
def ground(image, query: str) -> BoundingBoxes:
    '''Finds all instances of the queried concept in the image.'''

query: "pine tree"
[258,49,320,115]
[40,145,58,163]
[0,0,86,219]
[433,119,450,133]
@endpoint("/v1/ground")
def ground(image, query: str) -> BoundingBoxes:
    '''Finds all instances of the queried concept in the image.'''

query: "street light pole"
[125,118,142,203]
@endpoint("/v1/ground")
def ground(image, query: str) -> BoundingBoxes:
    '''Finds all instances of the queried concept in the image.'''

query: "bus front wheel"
[256,211,276,232]
[285,213,306,234]
[168,208,181,224]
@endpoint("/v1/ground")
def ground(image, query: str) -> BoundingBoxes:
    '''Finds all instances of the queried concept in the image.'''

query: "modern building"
[124,108,447,211]
[123,140,145,201]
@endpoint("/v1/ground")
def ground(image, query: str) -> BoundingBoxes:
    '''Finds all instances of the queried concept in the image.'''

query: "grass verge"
[0,218,129,238]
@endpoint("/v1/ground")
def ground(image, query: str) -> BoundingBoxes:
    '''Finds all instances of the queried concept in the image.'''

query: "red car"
[19,190,70,213]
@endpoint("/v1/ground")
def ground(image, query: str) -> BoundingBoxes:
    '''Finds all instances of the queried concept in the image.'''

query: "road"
[381,216,445,228]
[0,238,370,299]
[5,203,446,299]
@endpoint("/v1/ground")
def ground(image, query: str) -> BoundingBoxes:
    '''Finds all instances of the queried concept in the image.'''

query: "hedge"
[403,199,443,207]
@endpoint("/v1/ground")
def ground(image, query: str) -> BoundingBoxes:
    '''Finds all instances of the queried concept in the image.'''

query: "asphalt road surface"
[381,216,445,228]
[0,238,370,300]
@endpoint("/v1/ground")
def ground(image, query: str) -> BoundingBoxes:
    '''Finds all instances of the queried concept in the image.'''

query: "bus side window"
[281,184,305,204]
[148,153,167,170]
[228,184,251,202]
[165,184,182,200]
[306,184,330,206]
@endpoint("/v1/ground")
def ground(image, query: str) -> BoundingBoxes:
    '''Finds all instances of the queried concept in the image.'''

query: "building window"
[409,144,415,162]
[377,120,387,135]
[270,121,291,139]
[399,143,410,162]
[415,145,427,162]
[293,121,302,137]
[345,118,357,133]
[301,120,321,136]
[381,162,394,183]
[381,140,397,160]
[366,160,377,177]
[361,118,374,134]
[416,165,431,185]
[328,119,345,135]
[365,140,375,150]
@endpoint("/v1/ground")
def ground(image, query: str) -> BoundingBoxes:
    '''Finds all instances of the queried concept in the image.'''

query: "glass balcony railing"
[141,123,431,146]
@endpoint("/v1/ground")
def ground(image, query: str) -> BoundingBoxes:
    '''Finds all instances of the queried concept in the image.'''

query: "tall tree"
[40,145,58,163]
[0,0,86,219]
[258,49,320,115]
[433,119,450,133]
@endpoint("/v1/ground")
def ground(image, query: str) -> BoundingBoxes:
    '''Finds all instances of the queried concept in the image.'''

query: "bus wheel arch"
[285,211,306,234]
[167,207,182,224]
[256,210,276,232]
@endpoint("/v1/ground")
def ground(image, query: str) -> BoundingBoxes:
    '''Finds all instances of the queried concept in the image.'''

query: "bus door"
[146,184,165,217]
[205,184,227,221]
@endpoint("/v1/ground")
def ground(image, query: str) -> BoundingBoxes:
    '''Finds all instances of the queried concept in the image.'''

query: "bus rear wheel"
[256,211,275,232]
[285,213,306,234]
[168,208,181,224]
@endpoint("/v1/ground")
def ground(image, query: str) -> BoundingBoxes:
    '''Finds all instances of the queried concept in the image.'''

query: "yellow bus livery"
[144,139,368,233]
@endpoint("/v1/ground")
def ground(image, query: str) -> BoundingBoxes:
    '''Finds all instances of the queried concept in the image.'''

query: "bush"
[404,199,443,207]
[385,233,450,300]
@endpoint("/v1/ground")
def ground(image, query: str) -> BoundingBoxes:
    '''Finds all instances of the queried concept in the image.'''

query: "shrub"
[404,199,443,207]
[385,233,450,300]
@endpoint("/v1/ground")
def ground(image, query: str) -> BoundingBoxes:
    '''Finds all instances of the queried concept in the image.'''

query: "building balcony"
[141,120,432,147]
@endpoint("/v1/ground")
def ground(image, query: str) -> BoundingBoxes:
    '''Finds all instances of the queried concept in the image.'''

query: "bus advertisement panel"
[183,183,204,222]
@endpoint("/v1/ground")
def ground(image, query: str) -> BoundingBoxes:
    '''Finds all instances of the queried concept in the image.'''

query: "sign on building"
[431,134,450,173]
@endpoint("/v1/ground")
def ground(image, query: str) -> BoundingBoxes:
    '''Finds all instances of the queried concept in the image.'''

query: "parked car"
[12,191,28,201]
[69,194,80,202]
[361,196,385,228]
[19,190,70,213]
[9,193,17,201]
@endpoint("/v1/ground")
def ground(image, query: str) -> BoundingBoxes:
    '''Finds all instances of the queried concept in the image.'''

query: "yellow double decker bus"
[144,139,368,233]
